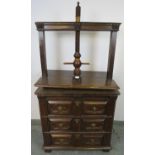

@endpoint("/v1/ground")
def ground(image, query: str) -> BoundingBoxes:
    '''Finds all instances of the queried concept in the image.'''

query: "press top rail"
[35,22,121,31]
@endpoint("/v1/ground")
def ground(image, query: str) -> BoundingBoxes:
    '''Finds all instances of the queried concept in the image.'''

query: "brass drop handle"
[58,106,63,111]
[93,106,97,111]
[59,123,63,127]
[91,123,96,127]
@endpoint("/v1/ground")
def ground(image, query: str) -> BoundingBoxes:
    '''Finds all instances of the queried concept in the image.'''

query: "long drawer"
[50,133,111,147]
[48,117,112,132]
[47,98,114,116]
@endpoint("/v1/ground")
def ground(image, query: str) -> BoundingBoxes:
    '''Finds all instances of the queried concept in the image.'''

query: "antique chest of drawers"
[35,70,120,152]
[34,3,121,152]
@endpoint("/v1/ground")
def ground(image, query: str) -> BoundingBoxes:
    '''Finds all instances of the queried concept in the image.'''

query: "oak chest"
[35,71,120,152]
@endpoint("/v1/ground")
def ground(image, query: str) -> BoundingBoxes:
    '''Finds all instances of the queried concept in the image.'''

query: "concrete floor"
[31,121,124,155]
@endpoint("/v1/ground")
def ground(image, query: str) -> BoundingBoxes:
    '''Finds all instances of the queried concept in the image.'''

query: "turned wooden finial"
[76,2,81,22]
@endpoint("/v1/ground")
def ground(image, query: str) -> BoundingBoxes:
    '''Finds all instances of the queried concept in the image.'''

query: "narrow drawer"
[83,101,107,115]
[48,118,72,131]
[48,100,72,115]
[51,134,72,146]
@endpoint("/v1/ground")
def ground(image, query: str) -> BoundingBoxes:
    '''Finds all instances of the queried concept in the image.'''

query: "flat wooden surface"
[35,70,119,90]
[35,88,119,97]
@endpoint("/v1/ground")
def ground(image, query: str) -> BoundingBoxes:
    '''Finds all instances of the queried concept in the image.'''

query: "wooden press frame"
[35,2,121,81]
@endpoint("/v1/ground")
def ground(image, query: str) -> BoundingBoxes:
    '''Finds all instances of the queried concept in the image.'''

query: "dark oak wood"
[73,2,81,79]
[35,22,120,31]
[34,2,121,152]
[35,2,121,81]
[35,87,119,97]
[107,31,117,80]
[43,146,111,151]
[35,87,118,151]
[35,70,119,90]
[38,97,51,145]
[38,31,48,78]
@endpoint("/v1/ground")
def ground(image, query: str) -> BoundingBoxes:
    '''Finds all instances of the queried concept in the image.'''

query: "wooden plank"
[35,22,121,31]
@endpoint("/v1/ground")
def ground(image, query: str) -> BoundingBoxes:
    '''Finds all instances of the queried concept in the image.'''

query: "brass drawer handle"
[58,106,63,111]
[93,106,97,111]
[91,123,96,127]
[59,123,63,127]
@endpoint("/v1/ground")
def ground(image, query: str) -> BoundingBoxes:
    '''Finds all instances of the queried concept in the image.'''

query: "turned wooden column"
[73,2,81,79]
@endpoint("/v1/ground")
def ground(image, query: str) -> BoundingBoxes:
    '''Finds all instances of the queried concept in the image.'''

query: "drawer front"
[51,134,72,146]
[82,118,111,131]
[48,117,112,132]
[73,133,110,146]
[49,133,111,147]
[48,100,72,115]
[47,98,115,116]
[48,118,72,131]
[83,101,107,115]
[82,134,103,146]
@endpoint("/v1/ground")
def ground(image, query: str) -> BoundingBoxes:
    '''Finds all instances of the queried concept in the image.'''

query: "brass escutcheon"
[75,102,80,107]
[91,123,96,127]
[75,119,80,123]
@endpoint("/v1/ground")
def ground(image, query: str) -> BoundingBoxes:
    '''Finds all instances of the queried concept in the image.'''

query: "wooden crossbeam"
[35,22,121,31]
